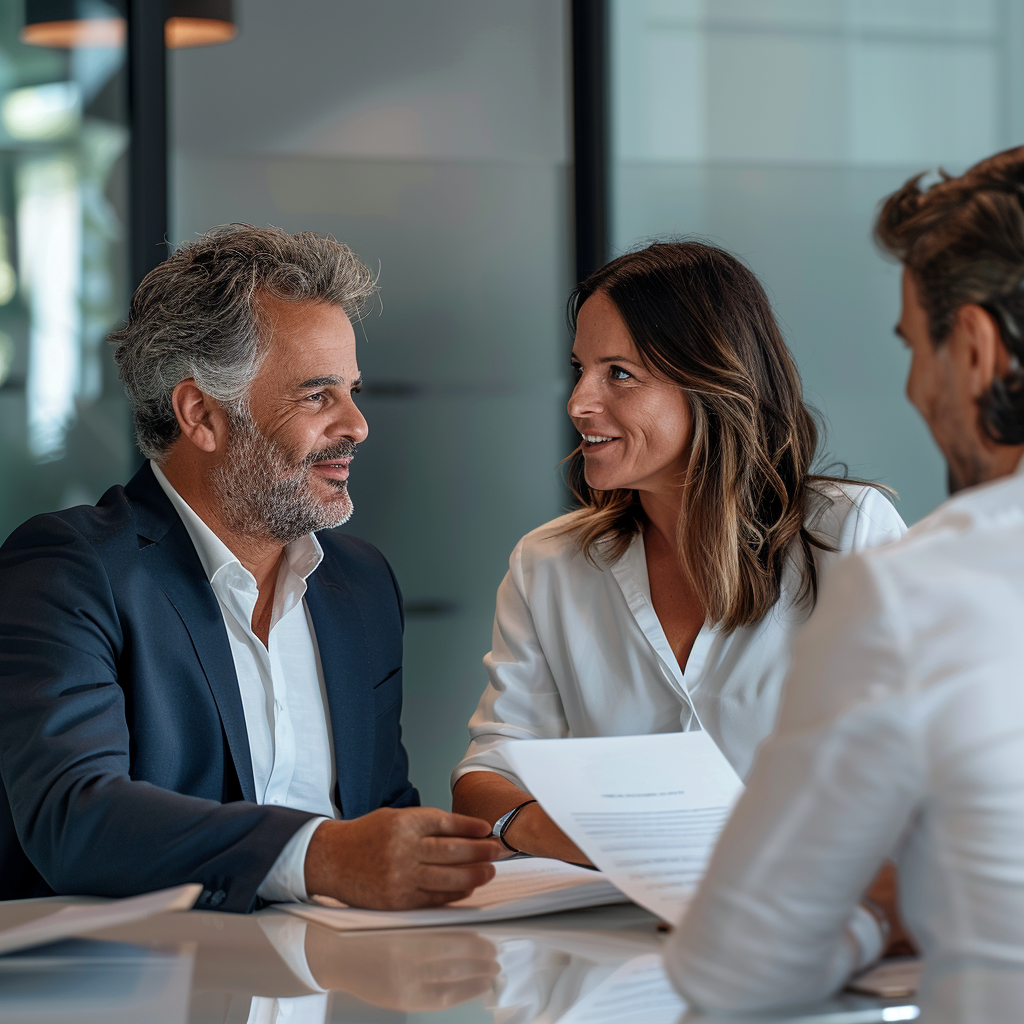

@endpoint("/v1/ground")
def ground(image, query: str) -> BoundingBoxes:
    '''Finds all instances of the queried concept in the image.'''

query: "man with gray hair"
[0,224,500,912]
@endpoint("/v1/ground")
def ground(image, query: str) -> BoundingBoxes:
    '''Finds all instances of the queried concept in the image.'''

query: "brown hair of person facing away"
[875,144,1024,445]
[563,240,861,634]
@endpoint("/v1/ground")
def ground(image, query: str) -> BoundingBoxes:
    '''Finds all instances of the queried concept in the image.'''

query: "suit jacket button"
[209,890,226,907]
[199,888,212,905]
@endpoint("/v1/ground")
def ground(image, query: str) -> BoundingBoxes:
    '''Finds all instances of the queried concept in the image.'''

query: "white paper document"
[847,958,922,999]
[277,856,628,931]
[502,731,744,923]
[0,884,202,956]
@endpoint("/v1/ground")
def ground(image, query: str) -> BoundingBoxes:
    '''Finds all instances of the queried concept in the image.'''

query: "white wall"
[171,0,572,808]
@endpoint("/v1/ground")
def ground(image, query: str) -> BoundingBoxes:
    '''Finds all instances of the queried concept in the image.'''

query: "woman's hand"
[451,771,593,866]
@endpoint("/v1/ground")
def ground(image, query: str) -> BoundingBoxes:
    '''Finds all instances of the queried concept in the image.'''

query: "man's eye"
[307,392,325,403]
[351,383,362,395]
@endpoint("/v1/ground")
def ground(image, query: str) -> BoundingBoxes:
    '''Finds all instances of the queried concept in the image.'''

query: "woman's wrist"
[502,800,542,854]
[493,799,537,853]
[504,803,593,866]
[858,897,892,962]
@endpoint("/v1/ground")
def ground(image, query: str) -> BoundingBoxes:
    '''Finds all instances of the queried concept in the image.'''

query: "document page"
[446,857,609,907]
[0,884,202,957]
[278,857,628,932]
[502,731,743,923]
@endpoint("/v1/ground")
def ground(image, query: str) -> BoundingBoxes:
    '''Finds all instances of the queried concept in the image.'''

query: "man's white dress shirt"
[667,462,1024,1019]
[152,463,333,903]
[452,483,905,788]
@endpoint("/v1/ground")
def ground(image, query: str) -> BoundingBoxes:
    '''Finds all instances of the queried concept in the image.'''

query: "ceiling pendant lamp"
[21,0,237,49]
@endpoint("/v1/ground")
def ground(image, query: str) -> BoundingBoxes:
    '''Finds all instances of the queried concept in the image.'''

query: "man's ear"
[171,379,226,454]
[952,304,1010,399]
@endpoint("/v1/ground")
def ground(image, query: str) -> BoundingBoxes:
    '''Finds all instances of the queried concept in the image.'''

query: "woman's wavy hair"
[874,145,1024,444]
[563,240,849,634]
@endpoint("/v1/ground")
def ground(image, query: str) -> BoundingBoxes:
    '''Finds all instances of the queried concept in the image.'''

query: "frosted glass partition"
[611,0,1024,523]
[0,4,131,542]
[172,0,572,808]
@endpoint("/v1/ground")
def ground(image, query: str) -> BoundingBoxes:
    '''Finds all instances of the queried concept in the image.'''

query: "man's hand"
[303,807,502,910]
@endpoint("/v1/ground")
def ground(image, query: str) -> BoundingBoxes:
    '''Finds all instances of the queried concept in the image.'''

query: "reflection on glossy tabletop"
[0,898,920,1023]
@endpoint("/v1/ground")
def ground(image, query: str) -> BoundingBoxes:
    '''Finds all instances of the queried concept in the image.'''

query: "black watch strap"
[492,799,537,854]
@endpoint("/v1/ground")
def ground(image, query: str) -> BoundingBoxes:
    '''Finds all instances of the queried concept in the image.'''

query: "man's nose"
[330,398,369,444]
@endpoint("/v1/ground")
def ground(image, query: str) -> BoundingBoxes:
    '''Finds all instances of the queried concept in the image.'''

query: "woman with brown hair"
[451,241,905,864]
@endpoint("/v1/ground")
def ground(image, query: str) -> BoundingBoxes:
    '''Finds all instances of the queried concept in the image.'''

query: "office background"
[0,0,1019,808]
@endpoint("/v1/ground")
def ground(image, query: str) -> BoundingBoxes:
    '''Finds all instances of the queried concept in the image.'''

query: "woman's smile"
[580,432,621,453]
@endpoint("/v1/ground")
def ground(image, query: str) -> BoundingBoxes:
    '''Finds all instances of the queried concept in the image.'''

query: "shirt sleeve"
[665,552,923,1013]
[257,816,330,903]
[451,542,571,793]
[810,484,907,564]
[838,485,907,551]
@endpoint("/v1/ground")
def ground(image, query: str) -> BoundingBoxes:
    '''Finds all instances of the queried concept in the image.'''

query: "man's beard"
[211,410,357,544]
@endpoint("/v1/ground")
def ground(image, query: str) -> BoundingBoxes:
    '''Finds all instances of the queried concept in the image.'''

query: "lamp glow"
[21,1,236,50]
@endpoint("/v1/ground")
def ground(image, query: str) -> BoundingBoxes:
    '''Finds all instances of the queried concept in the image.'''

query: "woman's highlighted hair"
[563,240,857,633]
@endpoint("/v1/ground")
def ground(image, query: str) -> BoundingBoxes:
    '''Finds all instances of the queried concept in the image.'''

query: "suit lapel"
[126,464,257,803]
[305,570,376,819]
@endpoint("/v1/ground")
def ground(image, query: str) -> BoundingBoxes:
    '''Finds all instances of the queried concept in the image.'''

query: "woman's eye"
[610,366,633,381]
[570,363,583,379]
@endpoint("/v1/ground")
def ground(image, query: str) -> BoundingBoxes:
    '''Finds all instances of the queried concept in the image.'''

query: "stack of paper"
[278,857,628,931]
[282,731,743,932]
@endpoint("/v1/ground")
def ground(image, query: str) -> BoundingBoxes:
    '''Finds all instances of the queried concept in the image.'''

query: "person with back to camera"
[664,146,1024,1022]
[450,241,907,863]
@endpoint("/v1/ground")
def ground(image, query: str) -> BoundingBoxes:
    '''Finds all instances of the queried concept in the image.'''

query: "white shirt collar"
[149,460,324,587]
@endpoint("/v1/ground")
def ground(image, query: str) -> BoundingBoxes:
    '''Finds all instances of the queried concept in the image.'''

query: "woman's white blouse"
[453,483,906,788]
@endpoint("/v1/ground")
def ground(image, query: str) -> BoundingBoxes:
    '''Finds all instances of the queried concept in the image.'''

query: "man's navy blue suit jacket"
[0,462,419,912]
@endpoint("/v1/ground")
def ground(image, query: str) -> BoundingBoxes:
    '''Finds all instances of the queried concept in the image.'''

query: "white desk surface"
[0,896,918,1023]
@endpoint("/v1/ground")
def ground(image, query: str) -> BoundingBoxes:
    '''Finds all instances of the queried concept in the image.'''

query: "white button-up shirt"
[667,461,1024,1018]
[152,463,334,902]
[453,482,906,788]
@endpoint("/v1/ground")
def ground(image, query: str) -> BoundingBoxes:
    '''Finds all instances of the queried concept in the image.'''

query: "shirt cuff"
[847,903,886,970]
[257,816,330,903]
